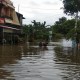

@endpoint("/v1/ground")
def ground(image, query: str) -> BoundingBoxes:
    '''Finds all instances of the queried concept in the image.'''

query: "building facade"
[0,0,24,44]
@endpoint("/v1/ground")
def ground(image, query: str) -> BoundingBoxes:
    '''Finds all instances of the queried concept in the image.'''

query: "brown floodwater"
[0,42,80,80]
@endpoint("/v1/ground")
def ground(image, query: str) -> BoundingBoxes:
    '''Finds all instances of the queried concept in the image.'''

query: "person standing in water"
[39,42,43,47]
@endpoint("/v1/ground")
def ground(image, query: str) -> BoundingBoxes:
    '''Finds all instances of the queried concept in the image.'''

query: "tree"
[23,20,50,42]
[31,20,49,41]
[52,17,67,36]
[52,17,80,40]
[23,24,34,42]
[63,0,80,48]
[66,20,80,39]
[63,0,80,15]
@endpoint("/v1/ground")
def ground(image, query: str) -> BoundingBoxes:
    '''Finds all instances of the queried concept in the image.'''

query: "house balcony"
[0,15,13,20]
[0,16,13,20]
[0,15,13,25]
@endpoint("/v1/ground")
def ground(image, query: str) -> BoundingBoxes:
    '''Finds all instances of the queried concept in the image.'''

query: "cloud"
[29,1,39,6]
[44,1,58,5]
[11,0,71,25]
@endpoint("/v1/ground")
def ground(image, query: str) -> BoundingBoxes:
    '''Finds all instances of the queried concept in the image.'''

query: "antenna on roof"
[18,4,20,12]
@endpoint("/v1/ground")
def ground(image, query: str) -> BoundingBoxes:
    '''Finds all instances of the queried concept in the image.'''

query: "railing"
[0,16,13,20]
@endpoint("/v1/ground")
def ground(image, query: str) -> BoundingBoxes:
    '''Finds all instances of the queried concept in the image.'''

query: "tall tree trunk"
[75,12,79,49]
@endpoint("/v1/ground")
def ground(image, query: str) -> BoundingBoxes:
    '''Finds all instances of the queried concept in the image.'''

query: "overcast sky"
[11,0,71,25]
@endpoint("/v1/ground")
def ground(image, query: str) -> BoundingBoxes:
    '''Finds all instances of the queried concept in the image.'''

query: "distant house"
[0,0,25,44]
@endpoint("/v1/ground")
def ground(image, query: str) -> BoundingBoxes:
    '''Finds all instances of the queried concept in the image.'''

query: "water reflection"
[54,46,80,63]
[0,45,22,79]
[0,44,50,80]
[0,42,80,80]
[54,46,80,80]
[0,45,22,66]
[0,69,11,80]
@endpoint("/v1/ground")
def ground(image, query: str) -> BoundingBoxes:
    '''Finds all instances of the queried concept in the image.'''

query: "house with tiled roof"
[0,0,25,44]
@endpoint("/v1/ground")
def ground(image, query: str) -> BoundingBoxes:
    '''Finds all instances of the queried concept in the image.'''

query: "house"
[0,0,25,44]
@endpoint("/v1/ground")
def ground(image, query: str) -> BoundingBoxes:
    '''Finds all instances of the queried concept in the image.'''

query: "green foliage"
[52,33,63,40]
[52,17,80,40]
[66,28,76,39]
[52,17,68,36]
[63,0,80,15]
[66,20,80,39]
[23,20,50,42]
[62,0,80,45]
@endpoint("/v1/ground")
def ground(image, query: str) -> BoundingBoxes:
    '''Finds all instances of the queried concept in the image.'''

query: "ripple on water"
[0,44,80,80]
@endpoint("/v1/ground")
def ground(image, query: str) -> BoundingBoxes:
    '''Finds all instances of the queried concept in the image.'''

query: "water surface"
[0,41,80,80]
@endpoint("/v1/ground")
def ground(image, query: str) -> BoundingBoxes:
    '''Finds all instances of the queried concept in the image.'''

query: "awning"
[0,25,21,30]
[5,18,13,24]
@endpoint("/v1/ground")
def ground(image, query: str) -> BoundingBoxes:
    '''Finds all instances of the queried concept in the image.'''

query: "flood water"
[0,40,80,80]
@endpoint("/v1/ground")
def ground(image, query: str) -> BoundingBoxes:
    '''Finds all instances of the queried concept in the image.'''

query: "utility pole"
[75,12,78,48]
[2,29,4,45]
[18,4,20,13]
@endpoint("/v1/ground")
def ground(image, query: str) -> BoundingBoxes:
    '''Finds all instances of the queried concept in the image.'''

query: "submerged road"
[0,40,80,80]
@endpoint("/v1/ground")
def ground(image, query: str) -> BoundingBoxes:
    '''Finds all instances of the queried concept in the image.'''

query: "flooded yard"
[0,40,80,80]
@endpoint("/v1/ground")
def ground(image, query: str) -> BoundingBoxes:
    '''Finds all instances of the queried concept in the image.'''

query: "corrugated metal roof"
[0,25,21,30]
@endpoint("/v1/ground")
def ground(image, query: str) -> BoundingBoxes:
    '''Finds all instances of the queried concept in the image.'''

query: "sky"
[11,0,71,25]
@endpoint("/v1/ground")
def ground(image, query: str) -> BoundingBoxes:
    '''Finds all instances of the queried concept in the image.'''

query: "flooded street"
[0,41,80,80]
